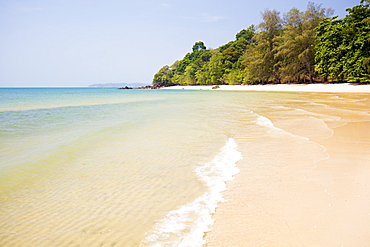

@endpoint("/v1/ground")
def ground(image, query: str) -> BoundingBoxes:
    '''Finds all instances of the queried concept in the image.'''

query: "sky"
[0,0,360,87]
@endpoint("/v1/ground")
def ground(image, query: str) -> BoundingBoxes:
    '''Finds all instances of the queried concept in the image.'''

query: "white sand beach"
[164,84,370,246]
[188,85,370,247]
[165,83,370,93]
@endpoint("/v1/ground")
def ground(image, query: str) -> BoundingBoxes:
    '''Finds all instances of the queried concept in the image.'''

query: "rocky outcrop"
[137,85,154,89]
[138,83,178,89]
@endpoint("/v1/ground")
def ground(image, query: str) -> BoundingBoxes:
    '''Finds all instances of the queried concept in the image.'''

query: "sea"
[0,87,368,246]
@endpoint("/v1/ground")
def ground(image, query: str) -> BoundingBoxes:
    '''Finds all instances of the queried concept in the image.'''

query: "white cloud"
[200,13,225,22]
[185,13,225,23]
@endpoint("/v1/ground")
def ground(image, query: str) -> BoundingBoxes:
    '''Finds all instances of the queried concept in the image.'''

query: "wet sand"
[205,92,370,246]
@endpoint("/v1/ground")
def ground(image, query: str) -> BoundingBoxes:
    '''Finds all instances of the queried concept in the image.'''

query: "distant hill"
[89,83,147,88]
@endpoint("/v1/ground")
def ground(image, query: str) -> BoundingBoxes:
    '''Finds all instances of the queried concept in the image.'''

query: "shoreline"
[163,83,370,93]
[204,91,370,246]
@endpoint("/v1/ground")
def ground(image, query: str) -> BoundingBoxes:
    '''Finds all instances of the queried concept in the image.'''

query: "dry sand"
[164,83,370,93]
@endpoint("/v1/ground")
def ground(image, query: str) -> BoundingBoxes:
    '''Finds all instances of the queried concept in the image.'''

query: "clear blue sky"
[0,0,360,87]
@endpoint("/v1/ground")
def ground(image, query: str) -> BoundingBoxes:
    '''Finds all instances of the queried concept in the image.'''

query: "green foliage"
[192,41,207,52]
[315,1,370,82]
[152,2,369,85]
[236,25,256,41]
[152,65,171,85]
[243,10,283,83]
[275,2,332,83]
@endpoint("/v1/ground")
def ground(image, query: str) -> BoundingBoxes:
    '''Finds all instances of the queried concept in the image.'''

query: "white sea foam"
[256,115,276,129]
[256,115,330,167]
[143,138,242,247]
[256,115,309,141]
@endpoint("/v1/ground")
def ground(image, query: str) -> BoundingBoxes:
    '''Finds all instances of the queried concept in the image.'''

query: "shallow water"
[0,88,369,246]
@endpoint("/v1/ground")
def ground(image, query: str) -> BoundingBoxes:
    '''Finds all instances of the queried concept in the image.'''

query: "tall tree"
[236,25,256,42]
[244,10,283,83]
[275,2,332,83]
[192,41,206,52]
[315,1,370,82]
[196,51,225,85]
[153,2,368,86]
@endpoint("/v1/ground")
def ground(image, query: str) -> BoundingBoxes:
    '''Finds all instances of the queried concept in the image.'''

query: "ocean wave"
[256,115,330,165]
[256,115,310,141]
[142,138,242,247]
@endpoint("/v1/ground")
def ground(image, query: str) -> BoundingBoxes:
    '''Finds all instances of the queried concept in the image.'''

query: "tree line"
[152,1,370,85]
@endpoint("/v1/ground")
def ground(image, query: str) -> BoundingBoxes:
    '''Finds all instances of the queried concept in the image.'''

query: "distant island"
[89,83,147,88]
[152,1,370,86]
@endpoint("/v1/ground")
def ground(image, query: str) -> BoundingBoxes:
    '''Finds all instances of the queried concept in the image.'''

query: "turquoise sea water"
[0,88,249,246]
[1,88,368,246]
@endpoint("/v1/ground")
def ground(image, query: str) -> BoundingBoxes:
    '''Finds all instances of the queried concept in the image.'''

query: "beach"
[165,83,370,93]
[0,87,369,246]
[163,84,370,246]
[206,110,370,246]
